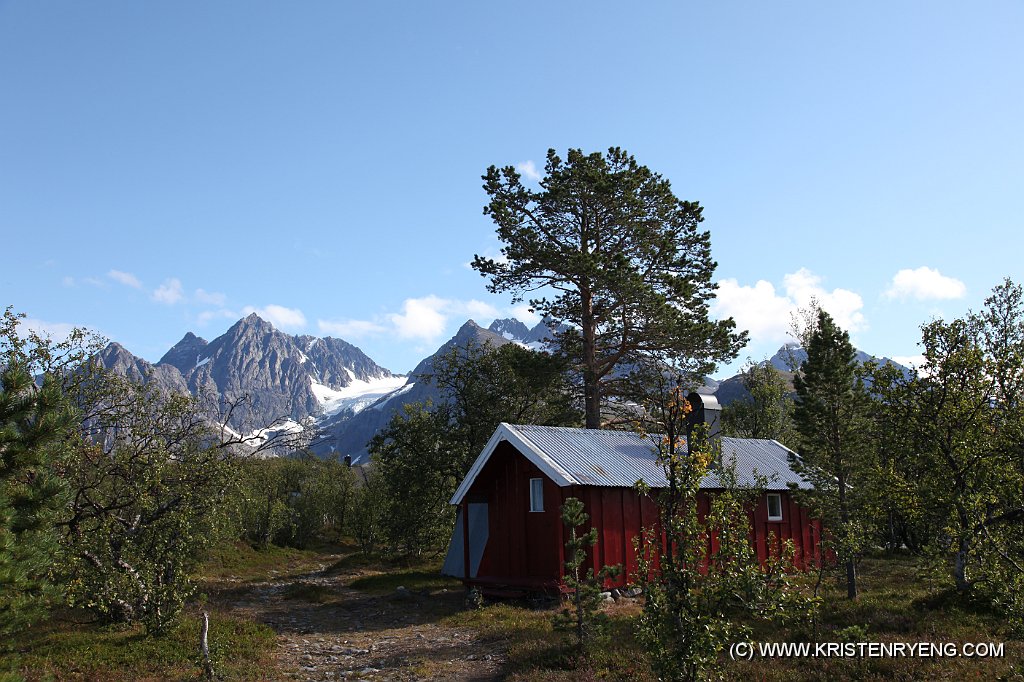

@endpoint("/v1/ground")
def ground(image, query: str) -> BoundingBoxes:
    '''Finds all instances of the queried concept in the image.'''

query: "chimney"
[685,392,722,456]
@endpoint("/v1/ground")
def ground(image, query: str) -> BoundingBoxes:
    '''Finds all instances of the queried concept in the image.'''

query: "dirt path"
[211,556,506,681]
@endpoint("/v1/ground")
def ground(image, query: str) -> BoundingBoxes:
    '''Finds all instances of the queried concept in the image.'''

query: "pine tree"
[554,497,619,662]
[791,310,872,599]
[473,148,745,428]
[0,361,73,637]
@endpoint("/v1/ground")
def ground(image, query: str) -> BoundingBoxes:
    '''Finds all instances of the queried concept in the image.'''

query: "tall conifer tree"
[473,148,745,428]
[792,310,872,599]
[0,361,73,636]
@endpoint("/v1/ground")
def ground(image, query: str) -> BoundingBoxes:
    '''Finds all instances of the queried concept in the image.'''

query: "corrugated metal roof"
[507,424,810,491]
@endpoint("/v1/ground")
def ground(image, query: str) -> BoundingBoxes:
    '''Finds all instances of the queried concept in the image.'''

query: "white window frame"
[767,493,783,521]
[529,478,544,512]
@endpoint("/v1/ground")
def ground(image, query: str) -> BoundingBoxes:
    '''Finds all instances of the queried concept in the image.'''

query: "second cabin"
[442,393,822,594]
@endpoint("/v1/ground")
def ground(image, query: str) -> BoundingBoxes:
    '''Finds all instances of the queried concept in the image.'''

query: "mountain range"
[95,315,909,462]
[95,314,553,461]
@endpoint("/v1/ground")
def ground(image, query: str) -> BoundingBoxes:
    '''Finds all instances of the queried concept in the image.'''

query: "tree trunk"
[954,542,970,591]
[837,471,857,599]
[581,283,601,429]
[200,611,215,679]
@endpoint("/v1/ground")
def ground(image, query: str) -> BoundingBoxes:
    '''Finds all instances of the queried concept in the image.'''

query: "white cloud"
[511,304,541,327]
[461,299,499,320]
[713,268,867,345]
[884,267,966,301]
[62,276,75,287]
[714,279,794,343]
[387,296,500,342]
[242,304,306,330]
[782,269,866,333]
[17,317,78,341]
[389,296,450,340]
[194,288,227,306]
[152,278,185,305]
[890,354,925,370]
[197,309,238,326]
[108,269,142,289]
[516,160,542,181]
[318,297,501,343]
[317,319,387,338]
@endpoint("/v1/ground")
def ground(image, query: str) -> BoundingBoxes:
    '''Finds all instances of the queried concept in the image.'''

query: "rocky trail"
[208,554,507,681]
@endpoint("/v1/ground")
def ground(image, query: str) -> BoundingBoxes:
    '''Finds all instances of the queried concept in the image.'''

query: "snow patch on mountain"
[373,381,415,410]
[310,375,410,417]
[244,418,306,448]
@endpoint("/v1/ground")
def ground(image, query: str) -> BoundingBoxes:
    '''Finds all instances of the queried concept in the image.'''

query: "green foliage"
[0,306,106,386]
[233,453,355,549]
[426,340,581,459]
[369,402,459,556]
[348,465,387,556]
[869,279,1024,613]
[861,360,938,553]
[0,360,74,637]
[722,360,797,446]
[634,376,813,682]
[553,497,620,661]
[60,377,236,635]
[791,309,874,600]
[473,147,745,428]
[369,340,580,557]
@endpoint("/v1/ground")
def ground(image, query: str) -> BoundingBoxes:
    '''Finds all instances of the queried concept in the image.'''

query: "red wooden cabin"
[442,394,822,594]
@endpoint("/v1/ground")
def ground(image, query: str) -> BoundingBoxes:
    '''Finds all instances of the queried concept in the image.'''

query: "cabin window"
[529,478,544,512]
[767,493,783,521]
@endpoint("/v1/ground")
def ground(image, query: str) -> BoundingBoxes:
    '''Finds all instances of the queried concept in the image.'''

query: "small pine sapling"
[554,496,621,661]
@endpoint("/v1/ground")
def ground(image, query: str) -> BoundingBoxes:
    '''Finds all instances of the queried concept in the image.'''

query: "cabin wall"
[568,485,661,588]
[748,490,823,569]
[463,446,822,589]
[468,441,562,588]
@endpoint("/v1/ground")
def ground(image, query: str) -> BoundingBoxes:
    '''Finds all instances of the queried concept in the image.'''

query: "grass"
[0,609,276,681]
[0,541,330,682]
[200,539,342,583]
[5,545,1021,681]
[440,552,1024,681]
[442,597,655,681]
[348,566,462,595]
[728,551,1024,680]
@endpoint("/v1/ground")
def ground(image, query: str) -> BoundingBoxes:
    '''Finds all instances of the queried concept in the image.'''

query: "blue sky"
[3,2,1021,377]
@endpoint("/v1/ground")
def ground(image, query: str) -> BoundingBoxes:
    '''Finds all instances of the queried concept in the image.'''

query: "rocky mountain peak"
[98,342,188,394]
[223,312,275,338]
[488,317,531,341]
[158,331,210,374]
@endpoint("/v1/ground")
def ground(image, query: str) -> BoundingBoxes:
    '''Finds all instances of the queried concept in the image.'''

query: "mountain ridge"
[95,313,911,460]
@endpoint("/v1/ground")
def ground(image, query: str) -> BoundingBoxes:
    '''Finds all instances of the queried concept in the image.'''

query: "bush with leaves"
[348,465,387,556]
[868,279,1024,606]
[633,371,813,682]
[234,453,355,549]
[61,376,237,634]
[722,360,796,446]
[370,402,459,556]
